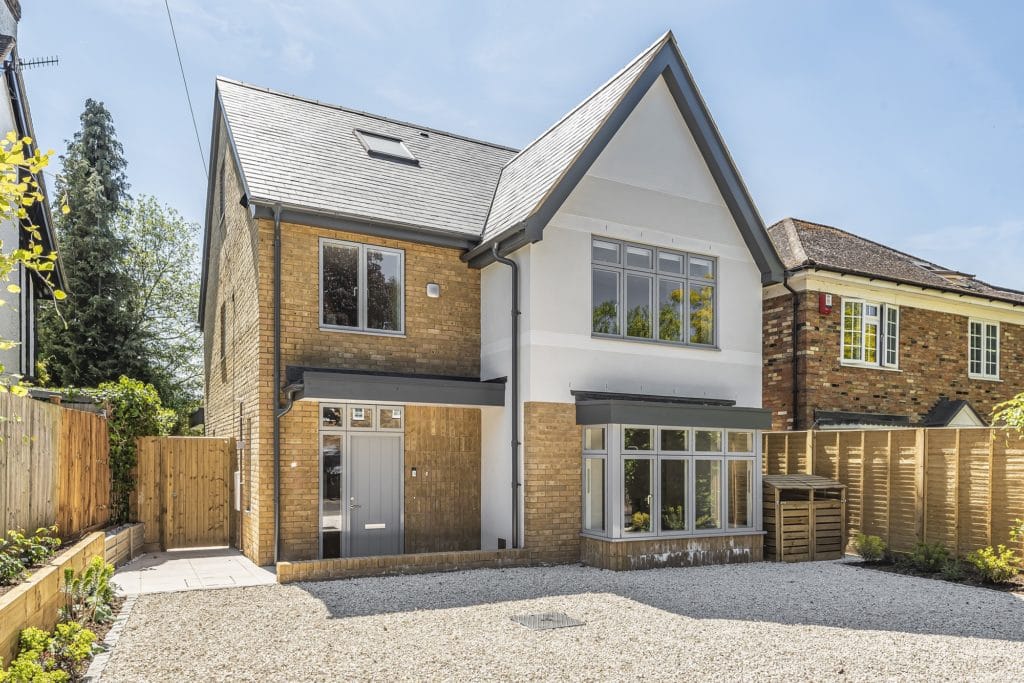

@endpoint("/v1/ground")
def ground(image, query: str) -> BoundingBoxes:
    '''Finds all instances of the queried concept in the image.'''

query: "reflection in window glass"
[623,459,652,533]
[625,246,653,269]
[727,431,753,453]
[322,406,343,428]
[584,458,605,532]
[623,427,653,451]
[658,279,684,342]
[689,256,714,280]
[592,240,620,264]
[695,459,722,530]
[689,283,715,345]
[843,301,864,361]
[658,251,683,274]
[660,459,687,531]
[379,407,403,430]
[321,243,359,327]
[625,274,653,338]
[660,429,688,452]
[321,435,343,558]
[592,269,620,334]
[728,460,753,529]
[583,426,606,452]
[366,249,402,331]
[695,430,722,452]
[349,406,374,429]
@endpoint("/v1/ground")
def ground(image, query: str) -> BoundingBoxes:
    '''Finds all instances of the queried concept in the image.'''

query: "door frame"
[342,431,405,558]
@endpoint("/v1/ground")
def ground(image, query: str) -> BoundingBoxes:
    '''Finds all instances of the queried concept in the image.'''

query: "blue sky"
[20,1,1024,288]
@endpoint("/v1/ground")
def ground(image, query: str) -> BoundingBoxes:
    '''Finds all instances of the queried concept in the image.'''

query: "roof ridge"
[495,31,672,170]
[215,76,520,153]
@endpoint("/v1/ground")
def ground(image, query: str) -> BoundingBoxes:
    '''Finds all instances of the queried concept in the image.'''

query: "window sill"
[580,529,766,542]
[319,326,406,338]
[968,374,1002,382]
[838,360,901,372]
[591,333,720,352]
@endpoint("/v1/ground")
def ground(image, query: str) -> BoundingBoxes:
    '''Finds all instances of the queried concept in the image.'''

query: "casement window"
[968,320,999,379]
[841,298,898,368]
[591,238,716,347]
[583,425,758,539]
[320,238,404,334]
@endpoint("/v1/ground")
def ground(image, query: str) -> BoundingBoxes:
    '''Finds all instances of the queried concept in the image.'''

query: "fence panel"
[55,406,110,535]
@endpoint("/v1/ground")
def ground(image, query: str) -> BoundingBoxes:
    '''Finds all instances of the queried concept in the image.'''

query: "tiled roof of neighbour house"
[478,32,671,244]
[769,218,1024,306]
[216,77,518,240]
[920,398,985,427]
[813,410,912,429]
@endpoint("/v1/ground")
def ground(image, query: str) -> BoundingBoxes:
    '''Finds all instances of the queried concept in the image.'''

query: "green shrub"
[629,512,651,532]
[0,527,61,567]
[967,545,1020,584]
[854,533,886,562]
[60,556,115,625]
[910,541,950,573]
[0,554,24,586]
[0,623,96,683]
[47,623,95,678]
[940,559,967,582]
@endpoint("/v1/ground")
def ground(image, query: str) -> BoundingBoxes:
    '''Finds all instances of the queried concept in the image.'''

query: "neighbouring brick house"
[201,31,784,572]
[764,218,1024,431]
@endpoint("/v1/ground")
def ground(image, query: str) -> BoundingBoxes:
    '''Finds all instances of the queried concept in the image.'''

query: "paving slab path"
[112,547,276,595]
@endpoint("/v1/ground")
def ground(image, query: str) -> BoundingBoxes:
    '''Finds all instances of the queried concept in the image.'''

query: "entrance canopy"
[284,366,506,407]
[572,390,771,430]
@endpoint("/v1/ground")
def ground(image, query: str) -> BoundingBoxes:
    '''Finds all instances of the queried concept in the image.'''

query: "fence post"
[885,430,894,549]
[987,428,995,547]
[805,430,814,475]
[914,428,926,544]
[953,429,961,557]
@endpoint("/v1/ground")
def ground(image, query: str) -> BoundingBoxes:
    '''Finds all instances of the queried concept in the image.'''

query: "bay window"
[592,238,716,347]
[582,425,759,539]
[320,238,404,334]
[841,298,898,368]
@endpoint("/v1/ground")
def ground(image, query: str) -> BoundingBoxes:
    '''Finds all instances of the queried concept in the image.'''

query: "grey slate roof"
[479,32,670,243]
[216,77,517,238]
[769,218,1024,305]
[920,398,984,427]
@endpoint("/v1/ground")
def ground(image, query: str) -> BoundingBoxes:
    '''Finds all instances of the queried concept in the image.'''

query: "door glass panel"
[321,242,359,327]
[583,426,606,452]
[379,407,403,430]
[365,249,402,331]
[322,405,344,428]
[658,279,684,342]
[625,274,653,338]
[623,458,652,533]
[592,269,620,334]
[584,458,605,532]
[660,459,687,532]
[660,429,688,452]
[728,460,753,529]
[623,427,653,452]
[695,459,722,530]
[349,405,374,429]
[321,435,343,558]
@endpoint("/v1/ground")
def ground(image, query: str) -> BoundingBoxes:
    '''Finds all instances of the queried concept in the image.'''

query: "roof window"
[354,130,417,163]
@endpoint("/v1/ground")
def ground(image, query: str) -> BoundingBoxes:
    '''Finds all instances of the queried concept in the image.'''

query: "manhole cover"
[511,612,584,630]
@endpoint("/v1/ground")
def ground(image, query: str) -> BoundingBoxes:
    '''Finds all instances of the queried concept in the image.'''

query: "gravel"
[100,560,1024,682]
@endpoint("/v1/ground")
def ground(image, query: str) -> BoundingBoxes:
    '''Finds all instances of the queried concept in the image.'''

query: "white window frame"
[840,297,899,369]
[968,319,1000,380]
[319,238,405,335]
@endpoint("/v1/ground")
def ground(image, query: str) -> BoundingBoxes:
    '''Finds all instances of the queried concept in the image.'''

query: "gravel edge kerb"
[82,594,138,683]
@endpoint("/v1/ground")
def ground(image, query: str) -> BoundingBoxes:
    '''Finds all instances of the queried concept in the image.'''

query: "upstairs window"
[841,298,898,368]
[968,320,999,379]
[320,238,404,334]
[591,237,716,347]
[354,130,417,163]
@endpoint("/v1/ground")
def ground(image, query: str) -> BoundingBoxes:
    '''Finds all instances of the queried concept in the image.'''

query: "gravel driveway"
[99,560,1023,682]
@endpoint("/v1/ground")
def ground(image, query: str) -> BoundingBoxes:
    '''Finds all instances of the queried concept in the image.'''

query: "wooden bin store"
[763,474,846,562]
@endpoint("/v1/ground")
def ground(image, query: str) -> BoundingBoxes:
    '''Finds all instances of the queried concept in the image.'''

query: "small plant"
[854,533,886,562]
[910,541,950,573]
[661,506,685,531]
[0,623,96,683]
[0,527,61,567]
[47,622,96,679]
[940,559,967,582]
[629,511,651,532]
[0,554,25,586]
[966,545,1020,584]
[60,556,115,625]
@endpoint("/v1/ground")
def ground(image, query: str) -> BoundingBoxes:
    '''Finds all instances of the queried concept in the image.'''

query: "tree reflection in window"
[623,458,651,532]
[366,248,401,331]
[689,284,714,345]
[322,243,359,327]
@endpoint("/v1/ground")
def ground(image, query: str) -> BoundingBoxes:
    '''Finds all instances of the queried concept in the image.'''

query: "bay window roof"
[572,390,771,430]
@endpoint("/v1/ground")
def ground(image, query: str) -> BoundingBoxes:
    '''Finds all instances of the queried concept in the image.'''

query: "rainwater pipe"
[491,243,521,549]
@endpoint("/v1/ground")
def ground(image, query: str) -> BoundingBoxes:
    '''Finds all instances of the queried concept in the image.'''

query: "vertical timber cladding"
[523,402,582,564]
[404,406,482,554]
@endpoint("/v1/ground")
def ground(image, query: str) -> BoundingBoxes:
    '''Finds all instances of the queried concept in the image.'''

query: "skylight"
[354,130,417,163]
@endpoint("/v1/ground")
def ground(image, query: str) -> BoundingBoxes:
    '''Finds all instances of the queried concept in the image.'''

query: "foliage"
[910,541,950,573]
[629,511,651,532]
[0,554,24,586]
[47,623,96,678]
[60,556,115,625]
[114,195,202,427]
[661,505,685,531]
[939,559,967,582]
[991,394,1024,431]
[592,300,618,334]
[0,132,65,393]
[85,377,172,524]
[1010,519,1024,558]
[0,622,95,682]
[966,545,1020,584]
[0,527,60,567]
[658,285,684,341]
[625,305,651,338]
[37,99,152,391]
[853,533,886,562]
[689,284,714,344]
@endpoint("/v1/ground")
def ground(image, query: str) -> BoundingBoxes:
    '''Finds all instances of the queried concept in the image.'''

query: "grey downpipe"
[782,273,800,430]
[491,244,521,549]
[272,204,283,563]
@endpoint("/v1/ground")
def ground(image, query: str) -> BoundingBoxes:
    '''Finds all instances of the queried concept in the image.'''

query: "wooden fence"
[763,428,1024,555]
[0,393,110,538]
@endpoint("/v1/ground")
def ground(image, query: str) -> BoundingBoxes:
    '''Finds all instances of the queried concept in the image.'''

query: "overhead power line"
[163,0,208,179]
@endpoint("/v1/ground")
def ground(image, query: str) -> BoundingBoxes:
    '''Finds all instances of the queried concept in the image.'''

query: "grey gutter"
[575,398,772,430]
[490,244,521,549]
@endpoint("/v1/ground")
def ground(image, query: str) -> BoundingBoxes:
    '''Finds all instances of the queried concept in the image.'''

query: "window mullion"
[358,245,367,330]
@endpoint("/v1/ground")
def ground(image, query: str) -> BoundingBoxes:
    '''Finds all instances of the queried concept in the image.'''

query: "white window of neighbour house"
[841,298,898,368]
[968,320,999,380]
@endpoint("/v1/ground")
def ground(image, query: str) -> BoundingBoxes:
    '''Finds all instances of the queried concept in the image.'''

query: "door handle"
[349,498,361,510]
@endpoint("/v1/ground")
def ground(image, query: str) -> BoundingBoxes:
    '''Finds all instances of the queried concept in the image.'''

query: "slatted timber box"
[764,474,847,562]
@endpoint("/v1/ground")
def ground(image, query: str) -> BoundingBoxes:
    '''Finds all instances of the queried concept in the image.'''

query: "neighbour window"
[582,426,758,539]
[592,238,716,347]
[968,320,999,379]
[320,238,404,334]
[841,298,898,368]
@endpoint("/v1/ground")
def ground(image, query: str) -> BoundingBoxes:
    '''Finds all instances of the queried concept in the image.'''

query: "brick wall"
[764,290,1024,430]
[523,402,581,564]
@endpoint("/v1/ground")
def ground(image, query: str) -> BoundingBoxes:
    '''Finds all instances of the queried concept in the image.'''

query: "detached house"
[201,32,783,572]
[764,218,1024,431]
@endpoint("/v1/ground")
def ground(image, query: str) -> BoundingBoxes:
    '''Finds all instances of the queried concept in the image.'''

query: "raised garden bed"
[104,523,144,567]
[851,557,1024,594]
[0,531,105,664]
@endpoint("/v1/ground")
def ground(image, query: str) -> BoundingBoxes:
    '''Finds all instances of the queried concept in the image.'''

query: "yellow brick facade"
[523,402,582,565]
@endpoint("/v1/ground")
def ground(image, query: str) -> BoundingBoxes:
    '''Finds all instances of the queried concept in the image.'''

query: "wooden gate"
[136,437,235,550]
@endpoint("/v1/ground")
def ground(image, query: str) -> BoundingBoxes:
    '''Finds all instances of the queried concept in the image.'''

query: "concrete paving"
[112,547,276,595]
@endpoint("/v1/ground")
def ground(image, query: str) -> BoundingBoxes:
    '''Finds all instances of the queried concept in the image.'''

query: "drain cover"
[512,612,584,630]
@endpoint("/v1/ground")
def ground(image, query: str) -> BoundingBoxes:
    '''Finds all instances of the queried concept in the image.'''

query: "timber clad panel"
[764,428,1024,555]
